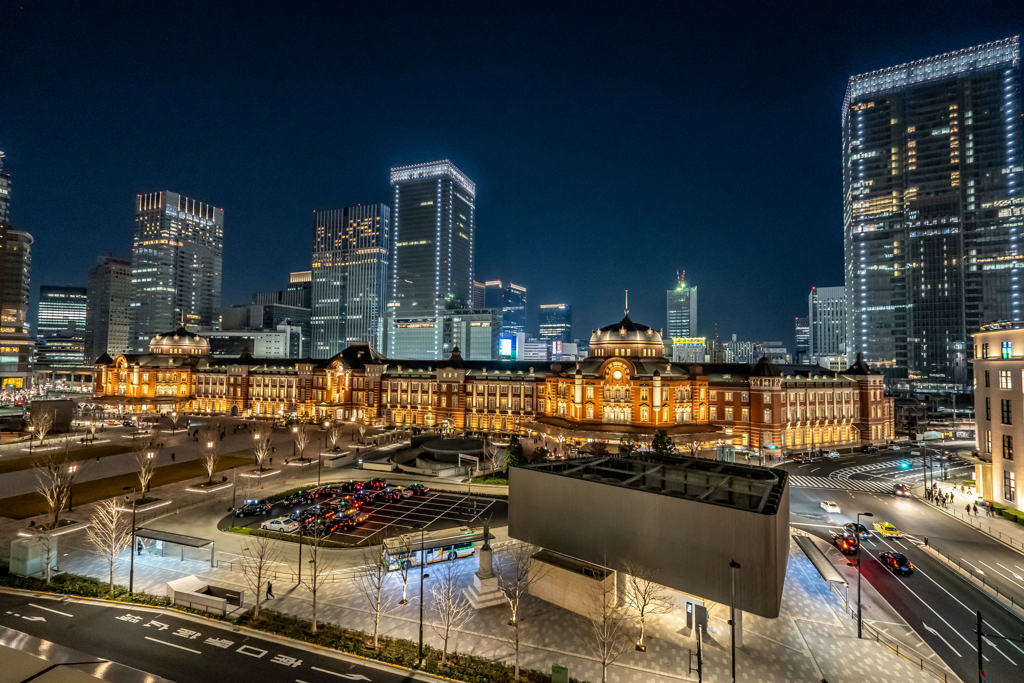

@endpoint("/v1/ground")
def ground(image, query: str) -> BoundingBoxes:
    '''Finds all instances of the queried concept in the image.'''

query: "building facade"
[86,256,133,362]
[94,314,893,452]
[130,192,223,351]
[0,223,33,388]
[972,323,1024,508]
[539,304,572,343]
[0,152,9,225]
[844,37,1022,390]
[808,286,846,358]
[37,286,87,339]
[386,161,476,359]
[311,205,390,357]
[794,317,809,362]
[484,280,527,336]
[472,280,486,309]
[667,272,698,339]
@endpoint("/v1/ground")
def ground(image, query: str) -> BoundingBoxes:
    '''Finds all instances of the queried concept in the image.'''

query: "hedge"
[238,608,588,683]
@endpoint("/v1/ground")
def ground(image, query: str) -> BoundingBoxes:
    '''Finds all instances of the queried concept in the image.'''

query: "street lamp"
[292,425,298,461]
[123,485,137,596]
[728,560,741,683]
[28,425,35,458]
[416,523,431,664]
[67,465,78,511]
[171,411,177,432]
[856,511,874,638]
[253,432,261,470]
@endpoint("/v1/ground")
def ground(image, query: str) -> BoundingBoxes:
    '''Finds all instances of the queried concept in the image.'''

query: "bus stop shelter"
[794,533,848,608]
[135,529,216,567]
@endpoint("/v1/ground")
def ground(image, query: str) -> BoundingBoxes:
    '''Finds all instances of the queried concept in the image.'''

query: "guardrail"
[925,543,1024,615]
[918,494,1024,554]
[858,619,954,683]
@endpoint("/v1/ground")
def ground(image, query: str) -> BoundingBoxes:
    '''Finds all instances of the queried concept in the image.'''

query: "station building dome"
[149,327,210,355]
[588,314,665,358]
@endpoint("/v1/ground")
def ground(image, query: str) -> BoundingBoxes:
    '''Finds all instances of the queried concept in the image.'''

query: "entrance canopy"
[136,528,215,567]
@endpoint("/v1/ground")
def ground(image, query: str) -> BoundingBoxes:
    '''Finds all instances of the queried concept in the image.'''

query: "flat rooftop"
[517,456,788,515]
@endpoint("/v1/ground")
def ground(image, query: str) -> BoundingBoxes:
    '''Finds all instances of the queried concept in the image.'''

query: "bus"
[382,526,491,571]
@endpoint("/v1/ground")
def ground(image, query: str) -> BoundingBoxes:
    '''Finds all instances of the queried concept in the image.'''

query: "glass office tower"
[484,280,527,336]
[844,37,1022,390]
[666,272,697,340]
[311,204,390,357]
[130,192,223,351]
[539,304,572,343]
[387,160,476,359]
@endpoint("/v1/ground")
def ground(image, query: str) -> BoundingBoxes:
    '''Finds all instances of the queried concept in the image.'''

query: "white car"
[260,517,299,533]
[825,451,840,459]
[820,501,841,514]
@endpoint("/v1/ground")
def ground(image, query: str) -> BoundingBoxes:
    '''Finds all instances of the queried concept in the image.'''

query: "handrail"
[926,543,1024,613]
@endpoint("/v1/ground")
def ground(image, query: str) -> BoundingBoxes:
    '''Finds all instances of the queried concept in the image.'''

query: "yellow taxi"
[872,521,903,538]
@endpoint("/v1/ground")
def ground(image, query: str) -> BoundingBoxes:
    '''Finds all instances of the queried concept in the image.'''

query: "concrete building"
[755,342,790,365]
[386,161,475,359]
[844,37,1022,389]
[539,304,572,343]
[201,329,293,358]
[472,280,486,309]
[666,271,697,339]
[727,337,756,364]
[37,286,87,339]
[972,323,1024,507]
[312,205,390,357]
[85,256,133,362]
[672,337,707,363]
[253,271,312,309]
[130,192,223,351]
[809,286,846,358]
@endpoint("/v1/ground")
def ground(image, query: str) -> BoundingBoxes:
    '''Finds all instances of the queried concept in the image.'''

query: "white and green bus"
[382,526,491,571]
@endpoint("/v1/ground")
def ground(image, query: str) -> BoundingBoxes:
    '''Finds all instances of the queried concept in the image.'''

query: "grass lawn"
[470,474,509,485]
[0,455,252,519]
[0,442,136,475]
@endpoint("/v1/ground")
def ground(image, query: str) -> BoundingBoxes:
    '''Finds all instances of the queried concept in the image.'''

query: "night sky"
[1,2,1019,348]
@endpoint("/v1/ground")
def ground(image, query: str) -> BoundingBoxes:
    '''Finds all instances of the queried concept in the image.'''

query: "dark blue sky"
[1,1,1018,347]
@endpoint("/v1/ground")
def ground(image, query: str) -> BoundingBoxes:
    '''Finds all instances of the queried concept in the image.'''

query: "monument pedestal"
[464,542,504,609]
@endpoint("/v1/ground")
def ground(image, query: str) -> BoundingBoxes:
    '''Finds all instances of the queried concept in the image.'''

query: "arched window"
[641,407,649,422]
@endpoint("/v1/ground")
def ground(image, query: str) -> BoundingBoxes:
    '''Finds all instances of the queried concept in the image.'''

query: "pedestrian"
[966,503,971,514]
[266,581,274,600]
[973,504,978,516]
[171,452,175,461]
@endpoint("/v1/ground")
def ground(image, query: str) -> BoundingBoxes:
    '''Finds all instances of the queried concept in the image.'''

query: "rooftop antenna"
[625,289,629,316]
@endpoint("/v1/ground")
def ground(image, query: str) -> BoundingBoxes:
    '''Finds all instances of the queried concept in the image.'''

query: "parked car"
[824,451,840,459]
[820,501,841,514]
[374,487,402,503]
[830,531,859,555]
[260,517,299,533]
[392,486,413,499]
[235,500,271,517]
[409,483,430,496]
[365,478,388,490]
[340,507,369,525]
[283,491,313,506]
[338,480,364,494]
[350,492,374,507]
[879,551,914,575]
[863,445,879,454]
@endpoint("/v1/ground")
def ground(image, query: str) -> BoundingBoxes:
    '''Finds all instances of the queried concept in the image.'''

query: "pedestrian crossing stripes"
[832,457,922,479]
[789,475,895,494]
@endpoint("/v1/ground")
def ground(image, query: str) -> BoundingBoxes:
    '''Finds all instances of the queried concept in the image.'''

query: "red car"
[409,483,430,495]
[365,478,388,490]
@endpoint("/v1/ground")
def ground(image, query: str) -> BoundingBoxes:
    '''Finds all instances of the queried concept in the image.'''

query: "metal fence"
[937,505,1024,553]
[926,543,1024,614]
[858,619,954,683]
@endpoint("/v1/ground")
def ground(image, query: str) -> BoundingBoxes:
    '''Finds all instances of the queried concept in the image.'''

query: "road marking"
[29,603,72,617]
[923,623,961,657]
[309,667,370,680]
[958,559,985,575]
[810,467,821,473]
[144,636,201,654]
[21,616,45,622]
[997,562,1024,580]
[979,561,1024,591]
[983,636,1017,665]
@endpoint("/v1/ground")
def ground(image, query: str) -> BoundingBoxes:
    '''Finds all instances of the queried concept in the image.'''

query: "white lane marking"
[997,562,1024,581]
[978,561,1024,591]
[923,623,962,657]
[21,616,45,622]
[309,667,370,680]
[28,603,72,617]
[810,467,821,473]
[983,636,1017,664]
[958,559,985,575]
[144,636,201,654]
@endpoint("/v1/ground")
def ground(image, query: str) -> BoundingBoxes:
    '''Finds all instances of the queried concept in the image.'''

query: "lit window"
[1001,370,1012,390]
[1004,341,1014,360]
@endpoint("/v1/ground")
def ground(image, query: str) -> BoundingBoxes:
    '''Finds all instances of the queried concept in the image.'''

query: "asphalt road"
[786,450,1024,683]
[0,591,414,683]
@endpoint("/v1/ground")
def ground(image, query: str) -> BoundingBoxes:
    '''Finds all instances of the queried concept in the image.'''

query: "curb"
[0,586,453,683]
[913,493,1024,558]
[918,544,1024,623]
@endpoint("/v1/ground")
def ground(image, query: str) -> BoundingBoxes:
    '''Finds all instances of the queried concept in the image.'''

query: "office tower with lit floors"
[484,280,527,336]
[667,272,697,339]
[844,37,1022,390]
[85,256,133,361]
[539,304,572,343]
[386,161,476,360]
[130,192,223,351]
[311,204,390,357]
[35,285,88,368]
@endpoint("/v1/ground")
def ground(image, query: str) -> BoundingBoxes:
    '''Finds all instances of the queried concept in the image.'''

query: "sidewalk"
[922,484,1024,555]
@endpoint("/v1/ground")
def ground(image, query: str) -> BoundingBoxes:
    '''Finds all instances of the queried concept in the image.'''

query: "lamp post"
[317,436,322,486]
[171,411,177,433]
[28,425,35,458]
[292,425,298,461]
[729,560,740,683]
[254,432,261,470]
[856,511,874,637]
[67,465,78,511]
[416,523,431,664]
[124,485,137,596]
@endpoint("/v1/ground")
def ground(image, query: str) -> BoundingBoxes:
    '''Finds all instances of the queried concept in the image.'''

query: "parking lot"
[229,489,508,546]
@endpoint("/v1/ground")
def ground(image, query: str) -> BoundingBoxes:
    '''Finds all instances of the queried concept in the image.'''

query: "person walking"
[973,504,978,516]
[966,503,971,514]
[266,581,274,600]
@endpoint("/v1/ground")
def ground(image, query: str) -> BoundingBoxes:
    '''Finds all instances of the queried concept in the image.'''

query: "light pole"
[729,560,740,683]
[67,465,78,511]
[292,425,298,462]
[170,411,177,433]
[856,511,874,637]
[416,523,431,664]
[317,436,322,486]
[28,425,35,458]
[253,431,261,471]
[124,485,137,596]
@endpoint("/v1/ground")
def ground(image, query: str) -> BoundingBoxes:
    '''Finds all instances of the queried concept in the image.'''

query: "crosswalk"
[832,457,922,479]
[788,475,895,494]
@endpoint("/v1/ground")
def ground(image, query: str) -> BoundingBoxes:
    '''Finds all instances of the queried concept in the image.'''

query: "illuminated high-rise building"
[86,256,133,361]
[794,316,810,362]
[130,192,223,351]
[484,280,527,336]
[666,271,697,339]
[386,160,476,359]
[539,303,572,343]
[37,286,87,339]
[844,37,1022,389]
[0,152,10,225]
[311,204,390,357]
[0,223,33,387]
[808,286,847,358]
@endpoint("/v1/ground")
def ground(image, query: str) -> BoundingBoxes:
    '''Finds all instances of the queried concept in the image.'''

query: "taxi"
[872,521,903,538]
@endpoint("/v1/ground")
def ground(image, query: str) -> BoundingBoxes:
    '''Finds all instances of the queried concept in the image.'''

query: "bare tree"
[355,533,395,648]
[26,409,54,446]
[293,422,311,460]
[34,450,74,528]
[324,420,343,451]
[132,443,158,497]
[240,533,279,619]
[574,578,636,683]
[199,425,221,482]
[252,421,274,471]
[300,521,336,634]
[86,419,99,443]
[169,404,186,432]
[397,534,413,604]
[484,438,503,474]
[622,560,673,648]
[357,423,368,444]
[678,435,703,459]
[86,499,131,594]
[429,557,474,666]
[495,539,540,681]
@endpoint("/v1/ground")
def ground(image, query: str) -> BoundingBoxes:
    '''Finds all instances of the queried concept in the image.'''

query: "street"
[0,591,415,683]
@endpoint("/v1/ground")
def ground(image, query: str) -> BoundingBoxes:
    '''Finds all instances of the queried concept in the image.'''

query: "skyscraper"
[539,304,572,343]
[386,160,476,359]
[472,280,486,309]
[0,221,33,388]
[484,280,527,336]
[794,316,809,362]
[86,256,133,361]
[311,204,390,357]
[0,152,10,225]
[130,192,223,351]
[844,37,1022,389]
[37,286,88,339]
[666,271,697,339]
[808,286,847,358]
